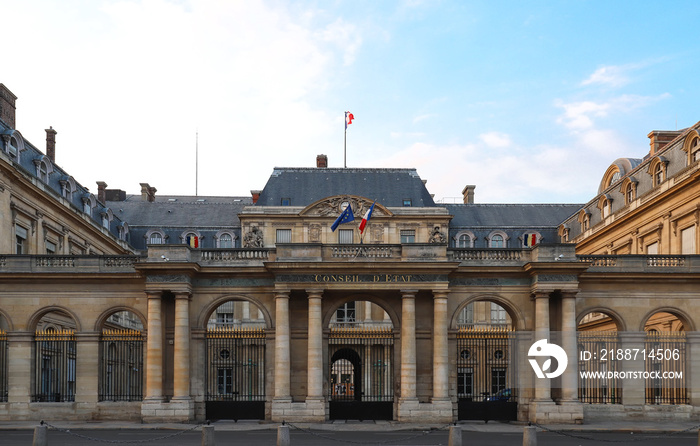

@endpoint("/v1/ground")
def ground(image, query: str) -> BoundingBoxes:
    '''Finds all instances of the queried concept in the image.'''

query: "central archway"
[328,299,394,421]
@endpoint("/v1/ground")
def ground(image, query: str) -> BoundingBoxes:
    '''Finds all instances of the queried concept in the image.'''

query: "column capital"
[531,290,552,300]
[432,290,449,300]
[400,289,419,299]
[305,289,324,299]
[145,290,163,299]
[173,291,191,300]
[560,289,581,299]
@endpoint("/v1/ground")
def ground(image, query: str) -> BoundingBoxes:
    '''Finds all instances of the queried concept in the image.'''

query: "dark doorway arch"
[330,348,362,402]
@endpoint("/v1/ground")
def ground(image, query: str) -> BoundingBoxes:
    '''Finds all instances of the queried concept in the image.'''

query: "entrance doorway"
[328,300,394,420]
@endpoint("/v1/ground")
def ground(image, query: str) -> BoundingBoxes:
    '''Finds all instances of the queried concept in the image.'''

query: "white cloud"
[479,132,511,148]
[556,100,610,130]
[413,113,436,124]
[581,65,631,88]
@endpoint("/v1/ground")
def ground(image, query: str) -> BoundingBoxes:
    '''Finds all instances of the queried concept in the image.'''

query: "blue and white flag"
[331,203,355,231]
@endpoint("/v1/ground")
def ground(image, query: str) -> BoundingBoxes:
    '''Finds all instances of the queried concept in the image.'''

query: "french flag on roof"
[359,201,375,234]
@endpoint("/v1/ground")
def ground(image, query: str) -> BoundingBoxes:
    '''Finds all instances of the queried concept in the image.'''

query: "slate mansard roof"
[255,167,437,208]
[446,203,582,227]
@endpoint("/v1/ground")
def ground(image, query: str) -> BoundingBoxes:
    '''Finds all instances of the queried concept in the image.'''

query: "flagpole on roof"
[195,130,199,196]
[344,111,347,168]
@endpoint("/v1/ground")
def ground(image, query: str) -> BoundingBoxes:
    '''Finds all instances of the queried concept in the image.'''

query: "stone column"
[306,289,324,401]
[145,291,164,401]
[560,292,579,402]
[75,332,100,404]
[533,291,551,402]
[173,292,191,400]
[7,332,33,409]
[432,291,449,401]
[686,332,700,407]
[619,332,646,406]
[400,290,418,401]
[274,290,291,400]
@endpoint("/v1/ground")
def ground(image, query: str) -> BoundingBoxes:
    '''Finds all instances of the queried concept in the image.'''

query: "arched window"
[489,233,506,248]
[39,161,49,183]
[691,137,700,163]
[653,163,663,186]
[625,183,634,204]
[149,232,163,245]
[454,231,475,248]
[219,233,233,248]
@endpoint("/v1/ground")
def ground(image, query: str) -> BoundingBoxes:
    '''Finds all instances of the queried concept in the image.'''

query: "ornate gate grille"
[328,327,394,420]
[456,327,517,421]
[33,330,76,402]
[205,327,266,420]
[99,329,144,401]
[645,331,687,404]
[577,331,621,404]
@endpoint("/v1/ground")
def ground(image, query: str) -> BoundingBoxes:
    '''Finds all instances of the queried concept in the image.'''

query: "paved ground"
[2,418,700,433]
[4,420,700,446]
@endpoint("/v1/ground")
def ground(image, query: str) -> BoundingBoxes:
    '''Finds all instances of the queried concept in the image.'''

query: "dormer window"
[653,163,663,186]
[455,231,475,248]
[682,132,700,165]
[691,137,700,163]
[647,156,668,188]
[39,161,49,183]
[625,183,634,204]
[9,136,19,157]
[149,232,164,245]
[219,233,233,248]
[33,157,54,184]
[487,231,508,248]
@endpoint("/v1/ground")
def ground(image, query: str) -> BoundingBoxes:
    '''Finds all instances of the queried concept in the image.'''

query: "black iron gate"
[645,331,687,405]
[205,327,266,420]
[457,327,517,421]
[578,331,621,404]
[329,327,394,420]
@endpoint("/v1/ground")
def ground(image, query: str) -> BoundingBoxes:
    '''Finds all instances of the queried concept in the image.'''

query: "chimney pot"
[251,190,261,204]
[96,181,108,203]
[0,84,17,129]
[462,185,476,204]
[316,154,328,168]
[647,130,682,156]
[45,126,57,163]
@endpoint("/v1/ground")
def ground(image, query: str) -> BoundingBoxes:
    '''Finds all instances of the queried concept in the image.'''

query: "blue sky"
[3,0,699,203]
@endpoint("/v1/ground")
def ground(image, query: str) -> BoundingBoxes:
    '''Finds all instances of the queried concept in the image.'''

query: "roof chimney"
[316,154,328,168]
[140,183,156,202]
[96,181,108,203]
[45,127,57,163]
[251,190,261,204]
[648,130,682,156]
[462,185,476,204]
[0,84,17,129]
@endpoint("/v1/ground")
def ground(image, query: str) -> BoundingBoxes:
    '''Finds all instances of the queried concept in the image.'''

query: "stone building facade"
[1,83,700,424]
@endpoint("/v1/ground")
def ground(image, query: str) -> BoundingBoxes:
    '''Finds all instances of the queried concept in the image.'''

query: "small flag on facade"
[331,203,355,231]
[359,201,375,234]
[345,111,354,129]
[524,233,537,247]
[187,235,199,248]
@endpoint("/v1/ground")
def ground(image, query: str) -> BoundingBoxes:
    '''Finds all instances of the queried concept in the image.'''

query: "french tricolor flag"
[345,111,354,129]
[359,201,375,234]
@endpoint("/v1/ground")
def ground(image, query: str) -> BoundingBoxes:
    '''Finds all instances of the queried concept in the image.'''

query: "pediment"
[300,195,393,218]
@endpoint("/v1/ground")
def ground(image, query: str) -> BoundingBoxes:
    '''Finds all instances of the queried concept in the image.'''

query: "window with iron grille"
[99,330,144,402]
[400,230,415,244]
[338,229,353,244]
[34,330,76,402]
[276,229,292,244]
